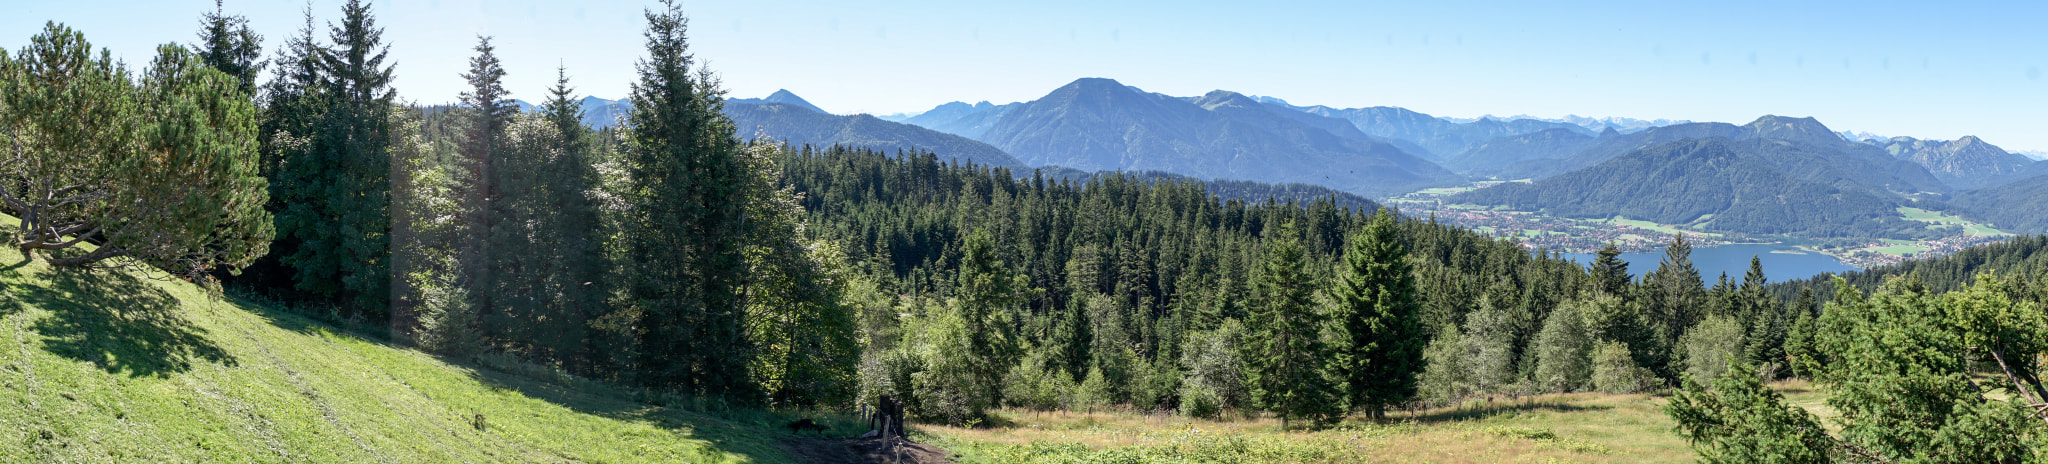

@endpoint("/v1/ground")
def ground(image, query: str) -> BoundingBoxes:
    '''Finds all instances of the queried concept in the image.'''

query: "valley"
[1390,182,2012,271]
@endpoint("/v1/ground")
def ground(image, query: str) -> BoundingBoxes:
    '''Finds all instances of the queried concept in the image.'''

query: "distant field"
[1868,245,1931,256]
[1603,217,1717,239]
[1899,207,2010,236]
[1414,186,1478,196]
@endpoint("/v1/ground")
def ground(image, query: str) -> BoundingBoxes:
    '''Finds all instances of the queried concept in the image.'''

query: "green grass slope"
[0,231,821,463]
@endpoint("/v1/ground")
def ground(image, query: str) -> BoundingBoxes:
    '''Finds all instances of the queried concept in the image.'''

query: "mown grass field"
[0,218,854,463]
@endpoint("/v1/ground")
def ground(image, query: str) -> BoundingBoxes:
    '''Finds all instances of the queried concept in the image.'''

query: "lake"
[1559,243,1857,283]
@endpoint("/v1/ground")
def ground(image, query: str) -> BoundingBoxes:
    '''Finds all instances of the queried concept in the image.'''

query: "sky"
[4,0,2045,152]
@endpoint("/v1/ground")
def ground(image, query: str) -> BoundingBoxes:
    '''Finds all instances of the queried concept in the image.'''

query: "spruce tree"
[194,0,264,96]
[1590,242,1631,297]
[1246,221,1342,428]
[955,230,1026,406]
[1330,208,1424,419]
[622,0,755,397]
[536,67,604,372]
[274,0,395,318]
[1642,233,1705,380]
[457,35,514,345]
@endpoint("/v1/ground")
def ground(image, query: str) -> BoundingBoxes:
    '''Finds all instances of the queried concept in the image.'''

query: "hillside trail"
[778,435,953,464]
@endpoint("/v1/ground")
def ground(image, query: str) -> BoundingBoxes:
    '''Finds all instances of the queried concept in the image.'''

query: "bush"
[1002,349,1073,411]
[1179,383,1224,419]
[1591,341,1658,394]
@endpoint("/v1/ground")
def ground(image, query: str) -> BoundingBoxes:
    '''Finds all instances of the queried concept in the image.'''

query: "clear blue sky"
[5,0,2044,152]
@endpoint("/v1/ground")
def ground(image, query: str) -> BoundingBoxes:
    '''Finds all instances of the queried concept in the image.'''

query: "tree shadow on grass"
[18,267,236,377]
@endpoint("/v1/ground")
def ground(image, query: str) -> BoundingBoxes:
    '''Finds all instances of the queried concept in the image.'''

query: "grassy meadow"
[924,381,1837,464]
[0,221,861,463]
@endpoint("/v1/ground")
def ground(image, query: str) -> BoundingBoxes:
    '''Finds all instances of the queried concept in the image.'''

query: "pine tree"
[622,0,755,397]
[1,26,272,275]
[1246,221,1342,428]
[1330,208,1424,419]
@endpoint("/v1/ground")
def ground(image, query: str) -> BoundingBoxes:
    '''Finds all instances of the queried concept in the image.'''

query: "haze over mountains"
[520,76,2048,237]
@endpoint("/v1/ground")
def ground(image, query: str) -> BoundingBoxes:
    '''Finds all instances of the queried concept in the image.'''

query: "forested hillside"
[1451,138,1937,238]
[1951,173,2048,235]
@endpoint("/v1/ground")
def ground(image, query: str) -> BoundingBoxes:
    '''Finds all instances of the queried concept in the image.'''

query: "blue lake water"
[1560,243,1857,283]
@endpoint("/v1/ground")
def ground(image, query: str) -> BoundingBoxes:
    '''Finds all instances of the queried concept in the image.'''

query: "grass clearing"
[1602,217,1717,239]
[929,392,1701,463]
[1898,207,2010,236]
[0,219,852,463]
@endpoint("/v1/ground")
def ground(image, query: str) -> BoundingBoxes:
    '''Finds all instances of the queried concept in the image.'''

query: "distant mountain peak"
[1192,90,1260,110]
[760,89,827,114]
[1744,115,1843,146]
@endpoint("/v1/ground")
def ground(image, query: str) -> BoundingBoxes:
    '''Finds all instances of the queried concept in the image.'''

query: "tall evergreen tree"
[456,35,514,344]
[273,0,396,318]
[1591,242,1631,297]
[194,0,264,96]
[1330,208,1424,419]
[622,0,755,397]
[954,230,1027,406]
[536,66,604,373]
[1642,234,1706,380]
[1246,221,1343,428]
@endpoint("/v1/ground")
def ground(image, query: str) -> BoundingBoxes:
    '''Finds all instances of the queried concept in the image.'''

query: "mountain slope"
[0,225,835,463]
[724,101,1027,170]
[1874,136,2040,190]
[977,78,1460,196]
[578,96,630,129]
[1445,128,1597,175]
[1950,173,2048,234]
[1449,138,1927,237]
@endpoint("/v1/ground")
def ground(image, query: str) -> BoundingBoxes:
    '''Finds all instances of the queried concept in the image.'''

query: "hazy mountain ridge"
[974,78,1461,197]
[903,101,1018,139]
[722,100,1027,170]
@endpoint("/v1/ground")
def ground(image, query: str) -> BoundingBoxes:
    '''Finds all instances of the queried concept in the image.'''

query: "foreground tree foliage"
[0,23,271,276]
[1671,275,2048,463]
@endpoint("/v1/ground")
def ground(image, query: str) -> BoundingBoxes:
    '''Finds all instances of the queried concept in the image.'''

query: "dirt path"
[779,435,953,464]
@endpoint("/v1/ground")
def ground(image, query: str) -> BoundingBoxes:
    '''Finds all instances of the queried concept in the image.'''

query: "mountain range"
[969,78,1461,196]
[515,79,2048,239]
